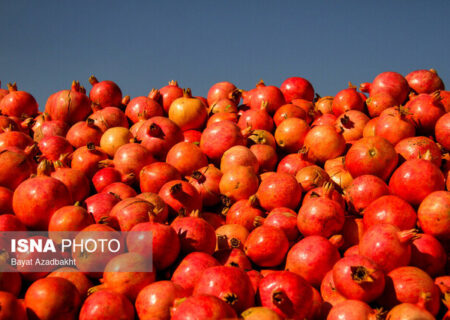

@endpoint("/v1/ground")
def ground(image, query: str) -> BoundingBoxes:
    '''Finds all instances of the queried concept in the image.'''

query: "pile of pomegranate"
[0,69,449,319]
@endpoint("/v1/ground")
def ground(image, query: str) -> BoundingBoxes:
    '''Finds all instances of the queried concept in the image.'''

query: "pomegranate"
[183,129,202,144]
[247,129,276,148]
[159,180,202,216]
[238,101,274,132]
[194,265,255,313]
[344,174,390,213]
[389,158,444,206]
[303,182,345,208]
[312,113,337,126]
[166,141,208,176]
[0,130,34,150]
[277,152,313,176]
[332,255,385,302]
[47,267,93,301]
[244,225,289,267]
[335,110,369,142]
[332,85,365,116]
[135,281,188,320]
[280,77,314,102]
[160,80,184,113]
[101,182,137,200]
[417,191,450,240]
[360,71,409,105]
[171,210,216,254]
[410,233,447,276]
[219,165,259,202]
[89,106,129,132]
[385,303,435,320]
[304,125,346,163]
[99,127,133,156]
[171,294,237,320]
[110,142,155,182]
[25,277,81,320]
[274,117,310,153]
[38,135,73,161]
[327,300,379,320]
[0,214,27,231]
[250,80,285,114]
[362,117,378,137]
[48,204,94,243]
[171,252,220,295]
[241,306,282,320]
[295,165,330,191]
[187,164,222,206]
[207,111,239,126]
[79,290,134,320]
[345,136,398,181]
[169,88,208,131]
[256,172,302,210]
[85,192,120,223]
[395,136,442,167]
[359,224,416,273]
[250,144,278,172]
[435,112,450,150]
[207,81,239,106]
[92,167,122,192]
[89,75,122,109]
[0,82,38,117]
[320,270,347,307]
[45,81,91,124]
[125,89,163,123]
[0,266,22,296]
[225,196,265,231]
[406,69,445,94]
[66,119,103,148]
[365,91,398,117]
[208,97,238,114]
[379,266,440,315]
[285,235,340,287]
[136,116,184,160]
[216,223,249,251]
[273,103,307,127]
[0,292,27,320]
[263,209,299,242]
[71,143,108,179]
[297,197,345,238]
[140,162,181,193]
[406,92,445,134]
[363,195,417,230]
[258,271,313,320]
[0,186,13,214]
[200,120,245,161]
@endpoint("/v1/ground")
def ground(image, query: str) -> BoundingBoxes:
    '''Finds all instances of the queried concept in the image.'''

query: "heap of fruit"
[0,69,449,319]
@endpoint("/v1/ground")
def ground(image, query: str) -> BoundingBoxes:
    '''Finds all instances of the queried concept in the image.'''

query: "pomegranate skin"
[47,267,93,301]
[51,167,90,202]
[406,93,445,134]
[362,195,417,231]
[263,210,299,242]
[200,120,245,161]
[0,149,34,190]
[159,180,202,216]
[89,76,122,109]
[332,87,365,116]
[193,266,255,313]
[225,197,265,232]
[304,125,346,163]
[258,271,313,320]
[417,191,450,240]
[280,76,315,102]
[285,235,340,287]
[25,277,81,320]
[160,80,184,112]
[320,269,347,307]
[244,225,289,267]
[297,197,345,238]
[13,176,72,230]
[171,294,237,320]
[435,112,450,150]
[219,165,259,202]
[79,290,134,320]
[359,224,414,273]
[345,136,398,181]
[389,159,445,206]
[410,234,446,277]
[140,162,181,194]
[171,214,216,255]
[85,192,120,223]
[327,300,377,320]
[0,84,38,117]
[0,291,27,320]
[125,94,163,124]
[406,69,445,94]
[171,252,221,295]
[187,164,222,207]
[385,303,435,320]
[135,281,188,320]
[378,266,440,315]
[363,71,409,105]
[395,136,442,168]
[344,175,390,213]
[332,255,385,303]
[256,172,302,211]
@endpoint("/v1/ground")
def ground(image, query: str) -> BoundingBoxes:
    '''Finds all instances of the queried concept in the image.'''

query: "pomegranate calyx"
[148,88,161,101]
[121,95,130,106]
[183,88,193,98]
[253,216,264,228]
[168,80,179,87]
[222,292,238,305]
[229,237,241,248]
[89,75,99,86]
[148,123,165,138]
[191,170,206,183]
[256,79,266,87]
[272,290,286,305]
[350,265,375,283]
[7,82,17,92]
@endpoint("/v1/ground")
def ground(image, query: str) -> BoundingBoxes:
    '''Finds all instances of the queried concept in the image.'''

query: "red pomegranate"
[250,80,285,114]
[359,224,416,273]
[216,223,249,251]
[304,125,346,163]
[0,130,34,150]
[417,191,450,240]
[71,143,108,179]
[410,233,447,276]
[435,112,450,150]
[345,136,398,181]
[363,195,417,230]
[238,101,274,132]
[263,209,299,242]
[277,152,313,176]
[0,293,25,320]
[219,165,259,202]
[320,270,347,307]
[406,69,445,94]
[66,119,103,148]
[395,136,442,168]
[135,281,188,320]
[171,252,220,295]
[194,266,255,313]
[389,158,444,206]
[159,180,202,216]
[110,142,155,182]
[385,303,435,320]
[208,97,238,114]
[332,255,385,302]
[169,88,208,131]
[84,192,120,223]
[38,135,73,161]
[258,271,313,320]
[79,290,134,320]
[171,294,237,320]
[344,174,390,213]
[45,81,91,124]
[89,106,129,132]
[88,75,122,109]
[405,92,445,134]
[375,107,416,145]
[360,71,409,105]
[0,82,38,117]
[335,110,369,142]
[166,141,208,176]
[285,235,340,287]
[280,76,315,102]
[25,277,81,320]
[274,117,310,153]
[332,85,365,116]
[48,204,94,242]
[256,172,302,210]
[92,167,122,192]
[365,91,398,117]
[125,89,163,123]
[140,162,181,194]
[187,164,223,206]
[207,81,239,106]
[250,144,278,173]
[160,80,184,113]
[183,129,202,144]
[327,300,379,320]
[0,186,13,214]
[225,196,265,231]
[47,267,93,301]
[273,103,307,127]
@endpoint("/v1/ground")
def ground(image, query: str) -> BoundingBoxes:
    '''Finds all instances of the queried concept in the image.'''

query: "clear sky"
[1,0,449,109]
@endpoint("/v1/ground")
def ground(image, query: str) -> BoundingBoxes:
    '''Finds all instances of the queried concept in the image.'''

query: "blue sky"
[1,0,449,109]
